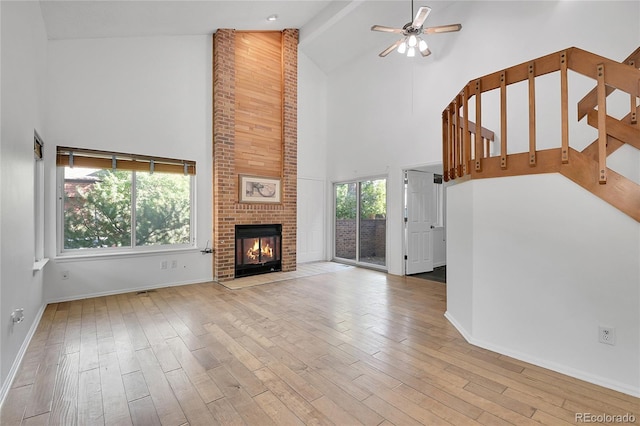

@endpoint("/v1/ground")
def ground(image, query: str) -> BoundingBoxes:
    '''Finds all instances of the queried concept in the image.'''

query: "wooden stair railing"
[443,46,640,222]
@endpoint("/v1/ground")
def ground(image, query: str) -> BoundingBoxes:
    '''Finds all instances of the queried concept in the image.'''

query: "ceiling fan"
[371,2,462,58]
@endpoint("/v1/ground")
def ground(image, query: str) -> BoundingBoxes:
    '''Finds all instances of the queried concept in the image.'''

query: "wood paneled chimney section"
[213,29,298,281]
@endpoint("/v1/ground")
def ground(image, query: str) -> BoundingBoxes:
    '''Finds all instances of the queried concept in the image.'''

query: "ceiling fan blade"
[412,6,432,28]
[420,47,432,57]
[379,39,404,57]
[424,23,462,34]
[371,25,403,33]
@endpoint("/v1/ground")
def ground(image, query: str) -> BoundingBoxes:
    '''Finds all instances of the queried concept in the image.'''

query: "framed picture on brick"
[239,175,281,203]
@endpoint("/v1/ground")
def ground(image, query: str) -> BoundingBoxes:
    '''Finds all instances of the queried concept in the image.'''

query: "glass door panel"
[359,179,386,266]
[334,182,357,261]
[334,178,387,268]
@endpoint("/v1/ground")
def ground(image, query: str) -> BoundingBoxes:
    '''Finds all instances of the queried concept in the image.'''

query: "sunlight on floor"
[219,261,353,290]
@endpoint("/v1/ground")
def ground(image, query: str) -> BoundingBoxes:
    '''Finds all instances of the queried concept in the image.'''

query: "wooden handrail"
[442,46,640,222]
[576,46,640,120]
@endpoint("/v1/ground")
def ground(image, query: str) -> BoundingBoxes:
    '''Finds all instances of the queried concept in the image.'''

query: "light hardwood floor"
[1,266,638,425]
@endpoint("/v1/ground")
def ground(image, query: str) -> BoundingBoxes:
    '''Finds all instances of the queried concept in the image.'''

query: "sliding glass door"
[334,178,387,268]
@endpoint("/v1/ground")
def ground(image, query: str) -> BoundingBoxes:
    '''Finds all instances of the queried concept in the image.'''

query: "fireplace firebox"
[235,224,282,278]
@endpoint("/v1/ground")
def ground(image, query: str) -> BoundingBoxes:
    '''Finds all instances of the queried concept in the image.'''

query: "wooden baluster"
[475,79,482,172]
[449,107,455,179]
[442,110,449,181]
[629,60,637,125]
[560,51,569,163]
[500,71,507,169]
[596,64,607,184]
[453,97,460,178]
[458,94,465,177]
[528,62,536,166]
[448,107,455,179]
[462,85,470,176]
[457,115,463,177]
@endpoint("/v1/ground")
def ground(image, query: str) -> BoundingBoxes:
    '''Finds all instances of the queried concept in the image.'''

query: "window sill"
[55,247,202,263]
[33,258,50,271]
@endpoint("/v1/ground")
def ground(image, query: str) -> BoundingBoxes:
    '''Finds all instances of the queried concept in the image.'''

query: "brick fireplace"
[212,29,298,281]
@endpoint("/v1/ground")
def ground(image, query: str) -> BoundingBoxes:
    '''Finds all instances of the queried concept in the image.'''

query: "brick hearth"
[212,29,298,281]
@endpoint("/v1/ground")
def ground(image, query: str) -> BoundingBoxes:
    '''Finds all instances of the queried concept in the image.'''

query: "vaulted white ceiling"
[38,0,460,74]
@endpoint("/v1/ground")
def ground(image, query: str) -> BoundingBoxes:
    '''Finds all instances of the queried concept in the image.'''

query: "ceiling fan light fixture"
[418,38,428,52]
[397,40,407,54]
[371,2,461,59]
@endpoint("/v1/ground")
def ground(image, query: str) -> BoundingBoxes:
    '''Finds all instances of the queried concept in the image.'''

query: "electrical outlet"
[171,260,177,269]
[160,261,168,270]
[11,308,24,324]
[599,326,615,345]
[61,270,70,280]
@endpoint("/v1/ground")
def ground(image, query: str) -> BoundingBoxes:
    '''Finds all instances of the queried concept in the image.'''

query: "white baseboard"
[444,311,640,398]
[0,303,47,410]
[46,278,213,304]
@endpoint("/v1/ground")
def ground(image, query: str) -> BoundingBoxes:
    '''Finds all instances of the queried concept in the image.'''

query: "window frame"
[33,130,47,270]
[56,147,197,257]
[332,175,388,270]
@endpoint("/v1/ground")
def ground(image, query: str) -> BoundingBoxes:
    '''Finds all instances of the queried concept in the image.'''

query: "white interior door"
[406,170,434,274]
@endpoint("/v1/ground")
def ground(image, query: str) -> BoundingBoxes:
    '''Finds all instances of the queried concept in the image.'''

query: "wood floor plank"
[206,397,245,426]
[310,394,364,426]
[122,312,150,352]
[203,322,264,371]
[254,390,305,426]
[139,294,179,340]
[3,266,639,426]
[151,341,181,373]
[353,374,451,425]
[46,308,69,347]
[0,384,31,425]
[99,351,132,426]
[392,383,482,425]
[128,295,165,346]
[253,366,331,425]
[11,346,45,389]
[79,301,100,373]
[78,367,104,425]
[166,336,224,403]
[165,368,218,425]
[62,302,82,355]
[49,352,80,426]
[128,395,161,426]
[299,369,384,425]
[208,366,275,425]
[122,370,150,402]
[362,393,429,426]
[191,347,222,371]
[135,347,187,426]
[23,343,62,419]
[263,360,323,402]
[22,412,50,426]
[116,350,141,376]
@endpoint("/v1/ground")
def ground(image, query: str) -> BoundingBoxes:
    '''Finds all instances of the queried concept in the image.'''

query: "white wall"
[297,52,327,263]
[0,0,48,400]
[446,175,640,396]
[43,35,214,301]
[325,1,640,275]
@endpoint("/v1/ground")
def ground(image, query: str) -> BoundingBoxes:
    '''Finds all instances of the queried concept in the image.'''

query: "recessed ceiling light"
[267,14,278,22]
